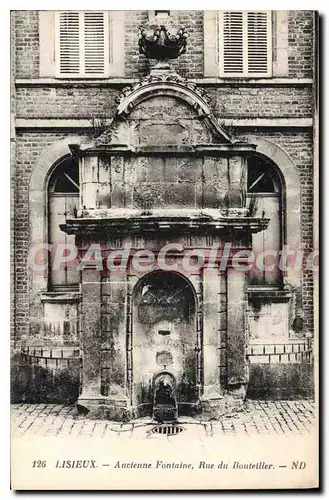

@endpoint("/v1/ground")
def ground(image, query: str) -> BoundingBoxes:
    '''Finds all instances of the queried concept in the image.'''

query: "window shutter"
[58,12,80,74]
[247,12,270,74]
[84,12,106,74]
[222,12,244,74]
[219,11,272,77]
[56,11,109,77]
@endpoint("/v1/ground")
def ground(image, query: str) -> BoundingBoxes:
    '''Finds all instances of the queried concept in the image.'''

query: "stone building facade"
[11,10,317,419]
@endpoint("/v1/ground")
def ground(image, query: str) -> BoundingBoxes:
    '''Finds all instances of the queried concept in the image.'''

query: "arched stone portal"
[132,271,199,418]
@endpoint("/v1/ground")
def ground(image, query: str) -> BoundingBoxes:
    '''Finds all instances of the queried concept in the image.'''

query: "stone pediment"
[67,70,258,221]
[92,73,234,149]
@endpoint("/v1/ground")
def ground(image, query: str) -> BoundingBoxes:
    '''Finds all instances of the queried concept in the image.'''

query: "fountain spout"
[152,372,178,423]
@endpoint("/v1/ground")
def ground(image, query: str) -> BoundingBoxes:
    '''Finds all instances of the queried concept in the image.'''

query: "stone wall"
[131,272,198,411]
[11,349,80,403]
[247,363,314,399]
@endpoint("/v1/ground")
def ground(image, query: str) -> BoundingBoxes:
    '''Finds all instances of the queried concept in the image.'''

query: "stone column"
[226,266,247,386]
[78,267,104,410]
[202,265,222,398]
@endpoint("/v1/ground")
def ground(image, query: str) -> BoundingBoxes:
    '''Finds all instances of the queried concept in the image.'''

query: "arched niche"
[131,270,199,416]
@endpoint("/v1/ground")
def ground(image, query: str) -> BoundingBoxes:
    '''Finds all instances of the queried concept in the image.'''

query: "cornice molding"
[69,143,257,157]
[15,77,313,87]
[15,117,313,129]
[61,214,269,236]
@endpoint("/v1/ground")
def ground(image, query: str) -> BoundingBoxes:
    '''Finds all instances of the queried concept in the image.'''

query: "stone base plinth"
[77,396,133,421]
[77,389,247,421]
[200,385,247,420]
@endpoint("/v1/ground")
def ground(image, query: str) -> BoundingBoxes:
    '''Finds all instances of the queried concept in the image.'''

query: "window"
[40,11,124,78]
[218,11,272,77]
[247,155,283,287]
[55,11,109,77]
[48,157,80,290]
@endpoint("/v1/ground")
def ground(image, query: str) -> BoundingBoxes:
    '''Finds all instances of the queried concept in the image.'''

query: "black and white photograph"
[10,8,319,490]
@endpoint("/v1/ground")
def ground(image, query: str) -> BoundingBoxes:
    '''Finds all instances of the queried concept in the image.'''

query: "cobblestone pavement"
[11,400,316,438]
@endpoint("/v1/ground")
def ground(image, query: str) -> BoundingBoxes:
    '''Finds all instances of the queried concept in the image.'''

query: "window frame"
[47,156,80,291]
[218,10,272,78]
[55,11,110,79]
[246,155,284,289]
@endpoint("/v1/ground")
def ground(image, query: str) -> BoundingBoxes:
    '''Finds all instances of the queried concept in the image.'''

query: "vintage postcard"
[10,9,319,490]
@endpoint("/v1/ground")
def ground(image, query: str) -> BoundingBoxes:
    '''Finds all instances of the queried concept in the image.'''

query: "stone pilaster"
[201,265,222,399]
[228,156,247,208]
[226,267,248,387]
[78,268,104,410]
[96,271,131,421]
[105,272,129,413]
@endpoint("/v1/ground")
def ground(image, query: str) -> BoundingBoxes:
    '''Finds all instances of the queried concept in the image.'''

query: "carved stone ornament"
[138,25,188,63]
[90,24,254,146]
[118,71,211,109]
[93,71,238,147]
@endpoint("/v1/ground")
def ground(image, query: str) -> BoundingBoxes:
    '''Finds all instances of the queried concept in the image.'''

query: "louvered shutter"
[84,12,106,74]
[58,12,80,75]
[219,11,272,77]
[57,12,109,77]
[247,12,271,74]
[222,12,244,74]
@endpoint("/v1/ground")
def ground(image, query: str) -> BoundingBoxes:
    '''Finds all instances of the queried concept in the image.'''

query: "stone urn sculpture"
[139,25,187,70]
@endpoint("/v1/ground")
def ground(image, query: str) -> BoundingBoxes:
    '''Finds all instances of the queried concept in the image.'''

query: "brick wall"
[202,86,312,119]
[247,340,312,364]
[16,86,121,119]
[13,131,87,341]
[288,10,314,78]
[13,10,315,80]
[14,10,39,79]
[124,10,149,77]
[15,84,313,120]
[240,129,314,332]
[11,13,17,343]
